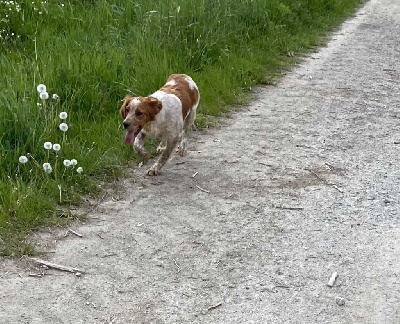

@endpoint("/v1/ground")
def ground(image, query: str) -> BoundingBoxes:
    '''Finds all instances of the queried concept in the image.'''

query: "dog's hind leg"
[178,108,196,157]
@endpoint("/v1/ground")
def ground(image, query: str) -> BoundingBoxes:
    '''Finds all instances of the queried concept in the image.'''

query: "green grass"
[0,0,364,255]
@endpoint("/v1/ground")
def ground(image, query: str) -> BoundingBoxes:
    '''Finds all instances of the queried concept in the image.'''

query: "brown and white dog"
[120,74,200,176]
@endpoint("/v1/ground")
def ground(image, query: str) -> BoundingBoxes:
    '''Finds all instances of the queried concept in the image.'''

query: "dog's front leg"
[134,132,150,161]
[147,136,179,176]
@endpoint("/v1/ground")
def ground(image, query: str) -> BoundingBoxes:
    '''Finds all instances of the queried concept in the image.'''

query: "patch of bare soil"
[1,0,400,323]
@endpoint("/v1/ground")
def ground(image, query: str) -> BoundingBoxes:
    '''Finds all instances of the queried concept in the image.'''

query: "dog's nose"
[123,120,131,129]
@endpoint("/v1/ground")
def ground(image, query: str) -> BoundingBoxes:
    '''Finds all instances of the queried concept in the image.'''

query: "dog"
[120,74,200,176]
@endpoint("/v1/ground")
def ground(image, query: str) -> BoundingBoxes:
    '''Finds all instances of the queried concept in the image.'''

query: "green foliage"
[0,0,363,255]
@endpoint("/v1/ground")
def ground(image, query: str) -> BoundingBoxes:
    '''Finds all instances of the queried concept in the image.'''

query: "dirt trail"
[1,0,400,323]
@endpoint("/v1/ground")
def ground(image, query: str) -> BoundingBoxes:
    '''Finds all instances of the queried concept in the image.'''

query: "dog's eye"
[135,111,143,116]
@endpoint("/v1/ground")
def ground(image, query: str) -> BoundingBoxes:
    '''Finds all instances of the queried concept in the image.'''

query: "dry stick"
[173,258,182,273]
[29,257,85,274]
[306,169,343,193]
[259,162,273,166]
[275,206,304,211]
[191,171,199,178]
[207,302,222,311]
[196,185,210,193]
[68,229,83,238]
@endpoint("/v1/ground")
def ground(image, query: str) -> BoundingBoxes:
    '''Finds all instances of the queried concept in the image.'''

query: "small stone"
[336,297,345,306]
[75,272,82,277]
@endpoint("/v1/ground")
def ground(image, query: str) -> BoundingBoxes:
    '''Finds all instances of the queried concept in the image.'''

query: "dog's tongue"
[124,131,135,145]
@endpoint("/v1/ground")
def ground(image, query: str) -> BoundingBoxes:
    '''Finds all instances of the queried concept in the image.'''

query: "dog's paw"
[178,140,187,157]
[146,168,159,176]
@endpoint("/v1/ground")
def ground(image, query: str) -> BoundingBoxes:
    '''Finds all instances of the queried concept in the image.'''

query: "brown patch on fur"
[122,96,163,133]
[139,97,163,125]
[160,74,199,119]
[120,95,133,119]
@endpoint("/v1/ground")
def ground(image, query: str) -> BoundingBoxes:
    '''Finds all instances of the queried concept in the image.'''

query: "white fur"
[165,80,177,86]
[144,90,183,139]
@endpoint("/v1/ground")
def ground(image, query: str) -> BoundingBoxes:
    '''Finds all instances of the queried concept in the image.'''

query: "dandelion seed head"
[52,93,59,101]
[59,123,68,132]
[43,141,52,150]
[39,91,49,100]
[52,143,61,151]
[19,155,28,164]
[59,111,68,119]
[63,159,71,167]
[76,167,83,174]
[70,159,77,166]
[37,84,46,93]
[43,163,52,173]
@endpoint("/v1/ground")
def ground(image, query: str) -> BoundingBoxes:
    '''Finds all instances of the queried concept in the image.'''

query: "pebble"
[336,297,345,306]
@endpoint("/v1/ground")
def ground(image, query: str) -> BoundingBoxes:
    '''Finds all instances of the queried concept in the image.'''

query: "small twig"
[306,168,343,193]
[191,171,199,178]
[67,229,83,238]
[173,258,182,273]
[29,257,85,274]
[102,253,117,258]
[28,273,43,277]
[275,206,304,211]
[196,185,209,193]
[207,302,222,311]
[259,162,273,167]
[274,284,290,289]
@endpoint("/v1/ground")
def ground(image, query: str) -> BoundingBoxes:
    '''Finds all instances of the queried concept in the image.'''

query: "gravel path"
[1,0,400,323]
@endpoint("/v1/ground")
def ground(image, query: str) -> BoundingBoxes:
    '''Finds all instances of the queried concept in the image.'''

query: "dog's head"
[120,95,162,145]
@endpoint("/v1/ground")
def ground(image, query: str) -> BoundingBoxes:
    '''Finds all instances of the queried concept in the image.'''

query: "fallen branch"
[29,257,85,274]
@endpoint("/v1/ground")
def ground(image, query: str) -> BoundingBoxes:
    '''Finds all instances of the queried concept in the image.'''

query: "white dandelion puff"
[19,155,28,164]
[37,84,46,93]
[39,91,49,100]
[52,143,61,151]
[63,159,71,167]
[70,159,77,166]
[52,93,59,101]
[59,111,68,119]
[43,141,52,150]
[43,163,52,173]
[76,167,83,174]
[59,123,68,132]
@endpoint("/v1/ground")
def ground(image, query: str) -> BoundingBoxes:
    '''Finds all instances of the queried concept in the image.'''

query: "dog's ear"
[146,97,162,117]
[120,95,133,119]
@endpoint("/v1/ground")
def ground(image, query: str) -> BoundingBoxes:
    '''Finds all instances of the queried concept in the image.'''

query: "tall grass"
[0,0,363,255]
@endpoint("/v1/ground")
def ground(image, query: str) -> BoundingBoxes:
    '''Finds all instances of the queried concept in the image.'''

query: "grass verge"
[0,0,364,255]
